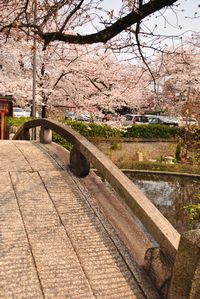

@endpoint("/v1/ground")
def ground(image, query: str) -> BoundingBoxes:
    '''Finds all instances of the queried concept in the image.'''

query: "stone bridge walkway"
[0,141,160,298]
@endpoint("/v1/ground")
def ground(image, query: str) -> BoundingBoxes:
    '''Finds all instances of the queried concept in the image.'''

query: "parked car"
[24,108,31,117]
[178,116,198,127]
[13,107,40,118]
[148,116,178,127]
[75,114,91,122]
[65,111,75,120]
[146,115,159,121]
[122,114,149,126]
[13,107,27,118]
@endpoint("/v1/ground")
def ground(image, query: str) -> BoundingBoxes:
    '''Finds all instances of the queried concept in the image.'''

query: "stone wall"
[95,141,177,163]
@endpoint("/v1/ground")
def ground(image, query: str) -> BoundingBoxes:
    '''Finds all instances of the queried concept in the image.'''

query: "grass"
[114,160,200,175]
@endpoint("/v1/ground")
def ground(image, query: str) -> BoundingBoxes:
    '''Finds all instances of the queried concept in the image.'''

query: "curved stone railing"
[13,118,180,256]
[13,119,200,298]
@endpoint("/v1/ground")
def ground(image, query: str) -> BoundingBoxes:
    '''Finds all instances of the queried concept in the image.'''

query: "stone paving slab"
[40,170,146,298]
[0,172,43,298]
[15,141,61,171]
[0,141,32,171]
[0,141,159,298]
[10,171,95,299]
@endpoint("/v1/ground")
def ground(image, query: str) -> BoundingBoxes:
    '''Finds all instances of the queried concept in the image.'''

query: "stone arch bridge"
[0,119,199,298]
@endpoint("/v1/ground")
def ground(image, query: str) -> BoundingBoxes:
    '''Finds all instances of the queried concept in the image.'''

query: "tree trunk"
[41,105,47,118]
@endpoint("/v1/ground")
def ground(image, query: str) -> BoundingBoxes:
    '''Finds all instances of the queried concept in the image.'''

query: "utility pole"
[32,0,37,139]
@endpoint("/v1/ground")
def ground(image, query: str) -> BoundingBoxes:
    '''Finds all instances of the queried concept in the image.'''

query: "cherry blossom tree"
[0,0,179,47]
[151,36,200,116]
[1,0,198,64]
[0,36,153,115]
[1,1,199,117]
[0,38,33,105]
[56,49,153,112]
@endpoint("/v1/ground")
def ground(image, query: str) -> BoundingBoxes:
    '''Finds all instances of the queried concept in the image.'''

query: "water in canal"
[126,172,200,233]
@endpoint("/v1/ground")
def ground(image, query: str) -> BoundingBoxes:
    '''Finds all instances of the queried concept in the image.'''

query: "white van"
[13,107,26,117]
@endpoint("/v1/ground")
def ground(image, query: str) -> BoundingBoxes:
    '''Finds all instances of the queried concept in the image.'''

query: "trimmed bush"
[65,120,123,138]
[52,133,72,151]
[5,116,32,127]
[5,117,193,141]
[123,124,180,139]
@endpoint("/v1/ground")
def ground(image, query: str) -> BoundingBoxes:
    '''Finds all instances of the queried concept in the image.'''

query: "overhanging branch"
[39,0,177,47]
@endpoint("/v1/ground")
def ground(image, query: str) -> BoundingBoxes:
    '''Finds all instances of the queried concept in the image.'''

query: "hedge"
[65,121,182,139]
[5,116,32,127]
[6,117,186,140]
[123,124,180,139]
[52,133,72,151]
[65,120,123,138]
[51,120,123,151]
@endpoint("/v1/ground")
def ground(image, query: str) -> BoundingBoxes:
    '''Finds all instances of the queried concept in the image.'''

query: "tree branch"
[40,0,69,28]
[52,71,70,90]
[87,77,102,92]
[135,20,157,92]
[39,0,177,47]
[59,0,84,33]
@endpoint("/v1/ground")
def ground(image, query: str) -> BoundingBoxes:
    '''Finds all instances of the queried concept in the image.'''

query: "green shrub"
[183,203,200,223]
[183,193,200,223]
[65,120,122,138]
[5,116,32,127]
[52,133,72,151]
[123,124,180,139]
[65,121,181,139]
[65,120,91,136]
[6,117,199,156]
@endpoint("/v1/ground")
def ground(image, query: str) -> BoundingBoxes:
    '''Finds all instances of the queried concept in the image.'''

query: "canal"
[126,172,200,233]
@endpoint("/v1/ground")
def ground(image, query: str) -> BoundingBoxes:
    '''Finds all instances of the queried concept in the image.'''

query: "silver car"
[123,114,149,126]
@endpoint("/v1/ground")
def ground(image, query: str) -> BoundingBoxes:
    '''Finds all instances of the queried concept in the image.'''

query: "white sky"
[78,0,200,42]
[102,0,200,37]
[75,0,200,61]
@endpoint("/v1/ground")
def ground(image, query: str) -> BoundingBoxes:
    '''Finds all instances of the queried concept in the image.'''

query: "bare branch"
[59,0,84,33]
[135,19,157,92]
[38,0,178,47]
[87,76,102,92]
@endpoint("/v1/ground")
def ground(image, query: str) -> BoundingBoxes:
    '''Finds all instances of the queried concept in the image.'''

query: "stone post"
[70,147,90,177]
[23,128,30,140]
[39,127,52,144]
[137,151,144,162]
[168,229,200,299]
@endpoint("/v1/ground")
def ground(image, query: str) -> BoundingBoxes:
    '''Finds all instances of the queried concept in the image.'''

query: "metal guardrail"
[13,119,200,298]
